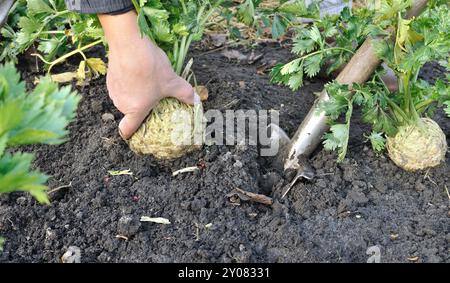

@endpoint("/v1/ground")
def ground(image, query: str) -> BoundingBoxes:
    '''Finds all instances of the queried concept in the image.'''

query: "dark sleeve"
[65,0,134,15]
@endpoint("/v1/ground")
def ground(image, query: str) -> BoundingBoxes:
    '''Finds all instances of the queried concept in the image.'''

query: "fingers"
[169,80,196,105]
[118,111,149,140]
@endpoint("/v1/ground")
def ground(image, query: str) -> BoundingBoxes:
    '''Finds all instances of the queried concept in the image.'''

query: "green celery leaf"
[304,54,323,78]
[367,132,386,153]
[292,39,316,55]
[27,0,55,15]
[0,152,49,204]
[271,15,286,40]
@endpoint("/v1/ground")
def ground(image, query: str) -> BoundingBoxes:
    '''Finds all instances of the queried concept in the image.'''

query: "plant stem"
[131,0,141,13]
[374,72,391,93]
[338,99,353,162]
[32,39,103,74]
[175,36,187,76]
[299,47,355,60]
[40,31,66,35]
[385,95,409,122]
[415,98,434,113]
[401,73,410,114]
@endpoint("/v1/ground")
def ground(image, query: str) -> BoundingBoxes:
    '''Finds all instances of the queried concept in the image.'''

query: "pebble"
[347,190,369,204]
[221,152,232,162]
[45,228,56,241]
[16,196,27,206]
[91,100,103,113]
[75,212,83,219]
[101,113,115,122]
[117,215,141,237]
[233,160,243,168]
[61,246,81,263]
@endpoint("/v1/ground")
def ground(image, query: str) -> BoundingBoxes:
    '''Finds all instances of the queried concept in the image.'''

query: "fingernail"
[193,92,201,104]
[118,128,126,140]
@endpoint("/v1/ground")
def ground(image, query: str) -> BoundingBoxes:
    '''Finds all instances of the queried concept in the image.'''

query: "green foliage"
[281,1,449,161]
[271,6,373,90]
[319,81,354,161]
[222,0,320,40]
[0,1,26,62]
[132,0,223,76]
[0,62,80,203]
[1,0,104,76]
[366,132,386,153]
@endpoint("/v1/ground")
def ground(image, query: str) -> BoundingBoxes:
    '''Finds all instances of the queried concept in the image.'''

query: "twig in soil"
[281,173,303,199]
[199,45,228,56]
[101,137,119,145]
[317,172,334,176]
[194,223,200,242]
[108,169,133,176]
[226,188,273,206]
[172,166,199,177]
[222,99,240,109]
[33,45,39,73]
[444,185,450,201]
[140,216,171,225]
[197,39,243,57]
[115,235,129,241]
[390,233,399,240]
[423,169,437,186]
[6,218,16,230]
[48,182,72,195]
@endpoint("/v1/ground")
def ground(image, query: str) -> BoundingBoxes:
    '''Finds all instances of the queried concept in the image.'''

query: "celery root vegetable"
[127,0,221,159]
[129,96,203,159]
[367,3,449,171]
[386,118,446,171]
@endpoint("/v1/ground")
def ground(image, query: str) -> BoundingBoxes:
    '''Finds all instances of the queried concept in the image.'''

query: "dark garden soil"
[0,43,449,263]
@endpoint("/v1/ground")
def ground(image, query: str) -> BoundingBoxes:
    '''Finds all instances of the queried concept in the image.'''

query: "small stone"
[209,33,227,47]
[101,113,115,122]
[347,190,369,204]
[414,180,426,192]
[407,256,419,262]
[16,196,27,206]
[390,233,399,240]
[195,85,209,101]
[233,160,243,168]
[45,228,56,241]
[374,179,387,193]
[117,215,141,237]
[221,152,232,162]
[316,179,327,188]
[91,100,103,113]
[75,212,83,219]
[61,246,81,263]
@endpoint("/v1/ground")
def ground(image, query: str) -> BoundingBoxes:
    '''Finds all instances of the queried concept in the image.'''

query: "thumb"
[118,111,149,140]
[169,83,200,105]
